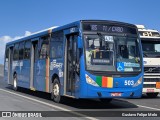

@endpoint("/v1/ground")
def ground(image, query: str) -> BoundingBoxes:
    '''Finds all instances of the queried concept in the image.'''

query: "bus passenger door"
[34,36,49,92]
[8,47,13,84]
[30,40,38,90]
[65,34,78,96]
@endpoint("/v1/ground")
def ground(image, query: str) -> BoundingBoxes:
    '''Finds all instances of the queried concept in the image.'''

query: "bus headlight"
[85,74,99,87]
[133,76,143,87]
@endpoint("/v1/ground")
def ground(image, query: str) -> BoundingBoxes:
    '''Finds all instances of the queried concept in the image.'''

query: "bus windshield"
[84,34,141,72]
[142,39,160,58]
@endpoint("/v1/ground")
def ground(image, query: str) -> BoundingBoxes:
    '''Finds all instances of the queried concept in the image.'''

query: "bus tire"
[51,78,63,103]
[100,98,112,103]
[146,93,158,98]
[13,74,18,91]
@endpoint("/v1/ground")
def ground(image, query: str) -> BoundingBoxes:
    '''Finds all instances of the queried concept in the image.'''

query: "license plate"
[156,82,160,89]
[111,92,122,96]
[147,89,154,92]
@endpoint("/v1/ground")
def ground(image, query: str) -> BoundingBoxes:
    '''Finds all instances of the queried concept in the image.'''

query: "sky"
[0,0,160,64]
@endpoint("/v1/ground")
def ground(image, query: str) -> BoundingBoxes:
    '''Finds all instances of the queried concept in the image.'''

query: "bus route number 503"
[124,80,134,86]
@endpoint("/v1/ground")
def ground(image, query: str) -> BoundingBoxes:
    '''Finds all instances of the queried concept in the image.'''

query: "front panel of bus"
[79,22,143,98]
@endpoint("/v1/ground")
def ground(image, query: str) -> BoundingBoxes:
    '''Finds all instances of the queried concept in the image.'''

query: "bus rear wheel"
[146,93,159,98]
[51,78,63,103]
[13,74,18,91]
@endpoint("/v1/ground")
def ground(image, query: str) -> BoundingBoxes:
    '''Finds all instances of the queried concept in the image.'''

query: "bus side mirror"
[78,36,83,49]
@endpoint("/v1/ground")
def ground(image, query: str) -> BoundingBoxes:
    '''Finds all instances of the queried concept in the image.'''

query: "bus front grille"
[143,84,156,88]
[144,78,160,82]
[144,67,160,73]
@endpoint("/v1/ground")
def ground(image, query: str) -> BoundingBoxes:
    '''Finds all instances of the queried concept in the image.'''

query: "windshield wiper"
[97,32,105,41]
[143,52,148,57]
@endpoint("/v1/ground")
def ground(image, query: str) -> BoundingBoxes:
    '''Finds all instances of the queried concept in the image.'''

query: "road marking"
[114,98,160,111]
[0,88,98,120]
[1,88,160,118]
[137,105,160,111]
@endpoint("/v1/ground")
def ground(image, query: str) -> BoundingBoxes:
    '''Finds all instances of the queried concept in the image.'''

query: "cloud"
[0,31,32,64]
[24,31,32,36]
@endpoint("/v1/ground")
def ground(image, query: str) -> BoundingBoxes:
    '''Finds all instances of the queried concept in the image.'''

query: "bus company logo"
[50,60,63,70]
[143,32,152,36]
[12,61,23,67]
[52,63,62,68]
[2,112,11,117]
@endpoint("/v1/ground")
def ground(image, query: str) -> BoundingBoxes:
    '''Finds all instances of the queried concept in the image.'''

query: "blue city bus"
[4,20,143,103]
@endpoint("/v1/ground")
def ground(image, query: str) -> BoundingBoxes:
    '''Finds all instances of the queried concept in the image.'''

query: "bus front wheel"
[13,74,18,91]
[51,78,63,103]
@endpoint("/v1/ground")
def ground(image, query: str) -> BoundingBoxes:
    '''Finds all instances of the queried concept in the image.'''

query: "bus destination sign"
[83,23,137,35]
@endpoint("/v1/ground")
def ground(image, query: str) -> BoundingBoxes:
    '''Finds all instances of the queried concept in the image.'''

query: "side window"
[73,35,78,62]
[73,35,79,64]
[13,43,19,60]
[39,36,49,59]
[5,47,9,60]
[50,42,63,58]
[155,44,160,52]
[50,31,63,58]
[19,42,24,60]
[24,40,31,59]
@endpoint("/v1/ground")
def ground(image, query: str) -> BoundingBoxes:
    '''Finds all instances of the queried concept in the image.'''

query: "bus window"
[24,40,31,59]
[13,43,19,61]
[19,42,24,60]
[118,45,129,58]
[39,37,49,59]
[5,48,9,71]
[50,42,63,58]
[50,31,63,58]
[5,47,9,60]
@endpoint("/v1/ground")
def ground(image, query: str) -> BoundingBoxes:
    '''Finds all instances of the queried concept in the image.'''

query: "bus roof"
[6,21,81,45]
[80,20,136,27]
[6,20,137,45]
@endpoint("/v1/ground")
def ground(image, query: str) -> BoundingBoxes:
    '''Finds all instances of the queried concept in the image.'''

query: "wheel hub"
[14,78,17,88]
[53,84,59,96]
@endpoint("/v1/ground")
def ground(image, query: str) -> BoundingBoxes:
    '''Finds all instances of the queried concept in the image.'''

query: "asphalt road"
[0,64,4,77]
[0,76,160,120]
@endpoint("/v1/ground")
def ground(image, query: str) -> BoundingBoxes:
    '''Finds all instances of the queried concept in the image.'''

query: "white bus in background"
[136,25,160,97]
